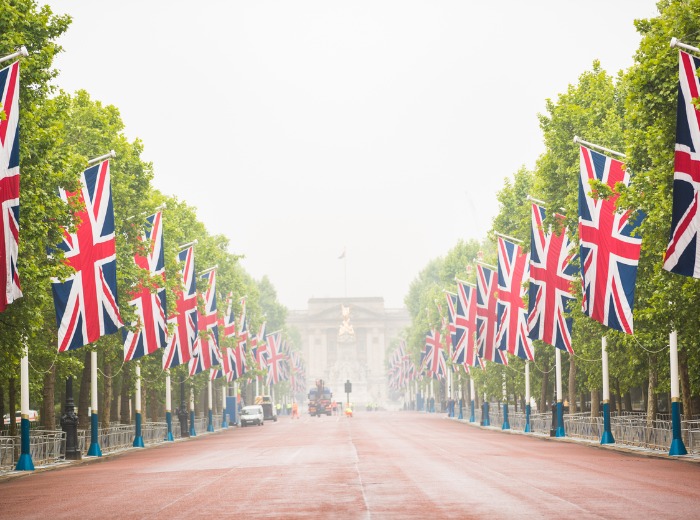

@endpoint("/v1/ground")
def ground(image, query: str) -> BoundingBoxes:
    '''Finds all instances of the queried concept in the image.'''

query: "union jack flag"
[265,331,286,386]
[476,264,507,364]
[527,204,576,353]
[0,61,21,312]
[495,237,533,360]
[189,268,222,375]
[423,328,446,379]
[664,50,700,277]
[53,160,123,351]
[579,146,642,334]
[455,281,479,368]
[252,322,268,371]
[123,212,167,361]
[162,246,197,369]
[445,291,458,358]
[220,291,236,339]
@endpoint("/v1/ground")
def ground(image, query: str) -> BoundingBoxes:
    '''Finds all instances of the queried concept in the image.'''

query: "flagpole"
[14,343,34,471]
[0,46,28,65]
[600,337,614,444]
[501,371,510,430]
[524,360,531,433]
[189,385,196,437]
[555,348,565,437]
[469,376,476,423]
[87,350,102,456]
[669,330,687,455]
[207,380,214,432]
[222,382,229,429]
[670,37,700,54]
[165,369,174,441]
[87,149,116,166]
[178,239,198,251]
[133,362,144,447]
[457,379,463,420]
[573,136,625,158]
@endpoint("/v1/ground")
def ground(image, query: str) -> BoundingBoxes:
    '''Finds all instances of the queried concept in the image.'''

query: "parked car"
[3,410,39,425]
[240,405,264,427]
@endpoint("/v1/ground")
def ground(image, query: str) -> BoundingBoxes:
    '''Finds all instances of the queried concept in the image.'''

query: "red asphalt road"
[1,411,699,519]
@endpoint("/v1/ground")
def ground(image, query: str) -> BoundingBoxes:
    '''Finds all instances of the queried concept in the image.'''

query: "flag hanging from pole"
[265,331,286,386]
[495,237,533,360]
[0,60,22,312]
[578,145,642,334]
[189,268,222,375]
[123,211,167,361]
[476,264,507,364]
[455,281,479,368]
[53,160,123,351]
[162,246,197,369]
[664,50,700,277]
[527,203,576,353]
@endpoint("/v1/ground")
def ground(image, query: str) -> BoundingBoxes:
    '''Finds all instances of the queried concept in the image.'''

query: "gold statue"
[338,304,355,337]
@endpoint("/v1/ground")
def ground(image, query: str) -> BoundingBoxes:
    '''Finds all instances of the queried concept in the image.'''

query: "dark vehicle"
[308,379,332,417]
[261,402,278,422]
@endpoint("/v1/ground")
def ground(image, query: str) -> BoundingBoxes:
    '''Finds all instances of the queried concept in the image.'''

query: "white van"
[240,405,264,427]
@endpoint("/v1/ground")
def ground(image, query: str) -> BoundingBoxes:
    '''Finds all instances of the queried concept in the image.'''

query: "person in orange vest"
[291,401,300,419]
[344,405,353,418]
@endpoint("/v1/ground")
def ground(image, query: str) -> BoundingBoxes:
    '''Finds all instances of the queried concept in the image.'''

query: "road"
[1,411,699,519]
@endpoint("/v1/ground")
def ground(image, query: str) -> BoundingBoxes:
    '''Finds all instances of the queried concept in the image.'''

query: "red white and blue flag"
[53,160,123,351]
[495,237,533,360]
[265,331,286,386]
[445,291,458,360]
[423,328,446,379]
[476,264,507,364]
[162,246,197,369]
[189,268,222,375]
[664,50,700,277]
[0,61,21,312]
[527,204,576,353]
[123,211,167,361]
[454,280,479,368]
[579,146,642,334]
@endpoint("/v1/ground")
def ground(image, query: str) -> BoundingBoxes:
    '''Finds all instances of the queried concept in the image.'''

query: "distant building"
[287,297,410,408]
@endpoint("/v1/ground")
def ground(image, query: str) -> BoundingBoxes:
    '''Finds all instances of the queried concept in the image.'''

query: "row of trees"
[401,0,700,423]
[0,0,291,434]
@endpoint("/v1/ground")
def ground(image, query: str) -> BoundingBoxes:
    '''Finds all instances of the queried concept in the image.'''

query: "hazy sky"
[45,1,659,310]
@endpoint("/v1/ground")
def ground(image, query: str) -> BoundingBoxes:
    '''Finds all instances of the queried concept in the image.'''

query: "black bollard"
[60,376,81,460]
[178,377,189,438]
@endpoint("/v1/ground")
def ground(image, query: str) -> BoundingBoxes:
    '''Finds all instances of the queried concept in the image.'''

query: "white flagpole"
[133,362,144,447]
[0,46,28,65]
[87,350,102,456]
[670,37,700,54]
[524,360,531,432]
[15,343,34,470]
[87,150,116,165]
[555,348,565,437]
[669,330,687,455]
[207,379,214,432]
[165,369,174,441]
[573,136,625,158]
[600,336,614,444]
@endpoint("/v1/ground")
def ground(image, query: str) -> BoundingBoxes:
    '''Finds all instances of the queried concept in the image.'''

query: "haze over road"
[2,412,698,519]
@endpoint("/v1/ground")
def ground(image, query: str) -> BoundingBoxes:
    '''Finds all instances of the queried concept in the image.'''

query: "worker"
[345,405,353,418]
[291,401,300,419]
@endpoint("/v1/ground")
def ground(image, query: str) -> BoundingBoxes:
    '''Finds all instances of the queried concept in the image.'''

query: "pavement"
[1,411,699,519]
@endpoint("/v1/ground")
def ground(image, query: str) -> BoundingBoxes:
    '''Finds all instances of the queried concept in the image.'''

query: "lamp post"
[60,377,81,460]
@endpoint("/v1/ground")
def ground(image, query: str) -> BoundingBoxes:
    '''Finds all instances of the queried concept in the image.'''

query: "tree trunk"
[580,391,587,414]
[102,361,112,428]
[41,364,56,430]
[0,381,5,432]
[642,380,648,412]
[590,389,600,418]
[623,392,632,413]
[679,347,692,420]
[540,356,549,413]
[614,379,623,414]
[77,350,91,429]
[568,355,577,414]
[646,361,658,432]
[120,364,131,424]
[110,376,120,423]
[8,375,17,437]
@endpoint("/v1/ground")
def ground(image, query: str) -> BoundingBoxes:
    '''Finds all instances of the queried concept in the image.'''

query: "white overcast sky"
[45,0,659,310]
